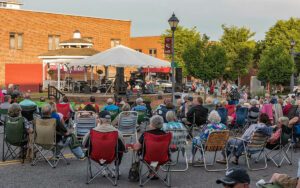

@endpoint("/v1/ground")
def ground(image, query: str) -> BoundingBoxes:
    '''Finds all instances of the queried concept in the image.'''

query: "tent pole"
[91,66,93,89]
[57,62,61,90]
[84,67,87,82]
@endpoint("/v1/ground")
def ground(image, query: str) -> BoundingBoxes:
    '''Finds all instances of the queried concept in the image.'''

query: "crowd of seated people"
[2,84,300,186]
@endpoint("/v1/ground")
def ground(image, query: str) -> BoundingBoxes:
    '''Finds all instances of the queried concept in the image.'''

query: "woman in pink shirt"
[266,117,290,150]
[0,90,4,103]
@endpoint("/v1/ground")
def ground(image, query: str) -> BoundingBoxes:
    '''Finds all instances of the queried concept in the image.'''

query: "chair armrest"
[234,137,247,142]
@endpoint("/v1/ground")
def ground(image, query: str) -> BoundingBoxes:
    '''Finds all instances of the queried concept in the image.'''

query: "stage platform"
[65,93,172,106]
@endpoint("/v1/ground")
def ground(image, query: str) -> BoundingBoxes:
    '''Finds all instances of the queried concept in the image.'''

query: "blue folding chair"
[74,111,97,143]
[217,107,228,125]
[233,107,248,135]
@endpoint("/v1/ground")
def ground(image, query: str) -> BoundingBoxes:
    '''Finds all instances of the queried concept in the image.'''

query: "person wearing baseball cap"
[216,167,250,188]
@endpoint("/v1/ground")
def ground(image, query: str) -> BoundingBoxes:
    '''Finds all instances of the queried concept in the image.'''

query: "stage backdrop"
[5,64,43,92]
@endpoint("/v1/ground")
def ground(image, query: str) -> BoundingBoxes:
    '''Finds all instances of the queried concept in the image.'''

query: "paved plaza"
[0,126,298,188]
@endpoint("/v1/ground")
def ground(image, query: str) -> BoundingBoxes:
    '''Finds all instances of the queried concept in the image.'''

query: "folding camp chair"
[233,131,268,171]
[139,132,172,187]
[105,109,119,122]
[232,107,248,135]
[162,129,188,172]
[20,105,37,122]
[2,116,28,163]
[74,111,97,143]
[266,129,292,167]
[192,130,229,171]
[117,111,138,140]
[225,105,235,116]
[248,107,260,124]
[86,130,119,185]
[217,107,228,125]
[31,118,69,168]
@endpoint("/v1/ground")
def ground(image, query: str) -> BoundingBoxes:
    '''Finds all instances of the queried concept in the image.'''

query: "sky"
[21,0,300,41]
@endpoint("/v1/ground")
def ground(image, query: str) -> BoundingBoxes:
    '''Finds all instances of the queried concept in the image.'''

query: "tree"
[265,18,300,52]
[265,18,300,73]
[257,43,294,86]
[160,26,201,75]
[182,39,228,100]
[220,24,256,86]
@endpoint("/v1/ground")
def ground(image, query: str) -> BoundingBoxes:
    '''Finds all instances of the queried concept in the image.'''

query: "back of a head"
[259,113,270,124]
[136,98,143,106]
[164,98,171,105]
[99,111,111,124]
[40,97,45,102]
[62,96,68,103]
[250,99,257,107]
[107,98,113,105]
[41,104,52,117]
[150,115,164,129]
[279,116,289,127]
[24,93,31,100]
[239,99,245,105]
[166,102,174,109]
[208,110,221,124]
[197,97,203,105]
[122,104,131,112]
[8,103,21,117]
[90,96,96,103]
[166,111,177,123]
[83,104,96,113]
[205,97,212,104]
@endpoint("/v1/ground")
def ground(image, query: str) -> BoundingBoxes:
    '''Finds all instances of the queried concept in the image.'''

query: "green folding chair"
[106,109,119,121]
[136,110,147,125]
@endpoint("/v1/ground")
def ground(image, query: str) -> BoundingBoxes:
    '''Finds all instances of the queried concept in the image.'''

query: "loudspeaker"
[115,67,127,94]
[84,85,91,94]
[176,68,182,84]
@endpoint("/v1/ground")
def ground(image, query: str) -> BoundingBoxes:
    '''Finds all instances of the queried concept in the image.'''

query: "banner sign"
[49,64,85,74]
[164,37,172,54]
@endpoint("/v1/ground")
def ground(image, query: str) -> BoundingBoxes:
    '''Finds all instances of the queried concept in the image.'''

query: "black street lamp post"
[168,13,179,103]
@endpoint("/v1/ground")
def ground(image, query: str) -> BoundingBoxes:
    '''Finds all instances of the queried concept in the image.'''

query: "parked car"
[156,80,172,88]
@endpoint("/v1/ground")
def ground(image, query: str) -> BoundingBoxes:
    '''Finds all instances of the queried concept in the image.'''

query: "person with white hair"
[134,115,167,179]
[132,98,147,111]
[248,99,260,124]
[19,92,39,113]
[190,110,226,163]
[266,117,291,150]
[102,98,119,112]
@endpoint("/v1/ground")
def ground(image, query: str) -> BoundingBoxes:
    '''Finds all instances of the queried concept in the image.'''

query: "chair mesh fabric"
[5,116,27,146]
[90,130,118,164]
[106,109,119,121]
[34,118,56,147]
[76,116,97,136]
[236,107,248,126]
[144,132,172,165]
[21,105,37,121]
[118,115,137,134]
[287,105,298,120]
[56,103,71,120]
[217,107,228,124]
[205,130,229,151]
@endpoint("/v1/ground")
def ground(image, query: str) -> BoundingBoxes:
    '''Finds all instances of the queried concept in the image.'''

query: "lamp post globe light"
[290,38,300,94]
[168,13,179,103]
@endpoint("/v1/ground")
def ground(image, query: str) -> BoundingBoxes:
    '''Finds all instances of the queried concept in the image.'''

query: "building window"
[111,39,120,48]
[17,34,23,50]
[149,48,157,57]
[136,49,142,53]
[9,33,15,49]
[10,33,23,50]
[48,35,60,50]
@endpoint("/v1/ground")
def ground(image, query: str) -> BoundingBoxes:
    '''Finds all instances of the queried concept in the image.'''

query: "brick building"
[130,36,165,60]
[0,7,131,91]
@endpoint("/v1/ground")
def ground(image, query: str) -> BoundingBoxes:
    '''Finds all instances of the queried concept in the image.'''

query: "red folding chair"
[139,132,172,187]
[86,130,119,185]
[56,103,71,120]
[225,105,235,116]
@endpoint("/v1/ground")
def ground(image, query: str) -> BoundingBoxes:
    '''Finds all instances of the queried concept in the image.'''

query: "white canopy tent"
[68,45,171,68]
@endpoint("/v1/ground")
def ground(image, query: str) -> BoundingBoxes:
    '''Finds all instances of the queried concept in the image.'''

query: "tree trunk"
[203,81,207,102]
[238,75,241,88]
